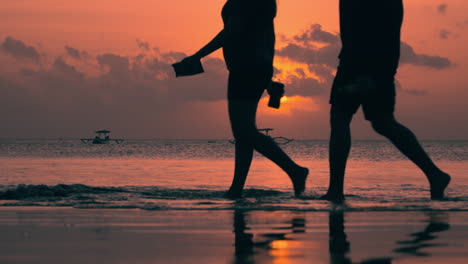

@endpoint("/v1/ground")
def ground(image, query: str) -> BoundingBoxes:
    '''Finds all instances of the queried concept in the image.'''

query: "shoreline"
[2,204,468,212]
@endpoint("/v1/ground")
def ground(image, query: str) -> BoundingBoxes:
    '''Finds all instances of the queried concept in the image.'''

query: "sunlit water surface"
[0,139,467,211]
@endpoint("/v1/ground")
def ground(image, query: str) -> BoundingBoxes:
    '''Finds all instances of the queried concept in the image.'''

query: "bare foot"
[320,193,345,203]
[290,167,309,197]
[429,172,451,200]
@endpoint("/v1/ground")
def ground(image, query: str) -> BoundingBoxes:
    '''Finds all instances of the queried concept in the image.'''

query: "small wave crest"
[0,184,289,203]
[0,184,126,199]
[1,184,467,212]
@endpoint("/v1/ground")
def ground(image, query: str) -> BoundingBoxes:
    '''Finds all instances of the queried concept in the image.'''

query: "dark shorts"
[228,70,272,101]
[329,67,396,121]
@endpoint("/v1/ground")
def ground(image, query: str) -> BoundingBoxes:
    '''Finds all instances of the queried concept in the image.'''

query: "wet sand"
[0,207,467,264]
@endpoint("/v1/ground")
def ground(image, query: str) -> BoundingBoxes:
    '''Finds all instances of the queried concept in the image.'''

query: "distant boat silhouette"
[229,128,293,145]
[80,130,124,144]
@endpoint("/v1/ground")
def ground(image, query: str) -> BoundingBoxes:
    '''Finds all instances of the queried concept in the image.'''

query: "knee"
[371,119,398,136]
[232,128,257,144]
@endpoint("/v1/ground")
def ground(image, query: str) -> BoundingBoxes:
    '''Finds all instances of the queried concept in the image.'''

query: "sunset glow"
[0,0,467,139]
[259,96,320,116]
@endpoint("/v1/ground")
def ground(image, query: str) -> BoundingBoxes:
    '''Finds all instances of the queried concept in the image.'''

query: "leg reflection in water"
[328,211,451,264]
[329,211,393,264]
[232,211,450,264]
[232,210,306,264]
[393,212,450,257]
[233,210,254,263]
[329,211,352,264]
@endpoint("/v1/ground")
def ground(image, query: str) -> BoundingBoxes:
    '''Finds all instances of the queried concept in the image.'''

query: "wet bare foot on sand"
[430,172,451,200]
[320,193,345,203]
[290,167,309,197]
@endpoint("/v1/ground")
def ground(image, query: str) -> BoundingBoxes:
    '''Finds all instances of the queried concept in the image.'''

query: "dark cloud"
[160,51,186,63]
[0,40,233,138]
[1,36,40,63]
[97,53,131,78]
[7,44,229,105]
[136,39,150,50]
[277,43,313,63]
[295,68,307,78]
[19,68,36,77]
[439,29,451,39]
[0,32,457,138]
[273,66,282,76]
[278,25,453,71]
[285,75,327,97]
[308,64,335,83]
[65,45,87,59]
[400,42,453,69]
[65,46,80,59]
[276,43,340,68]
[277,24,340,85]
[396,80,428,96]
[294,24,340,44]
[437,4,448,14]
[275,42,338,97]
[53,57,84,79]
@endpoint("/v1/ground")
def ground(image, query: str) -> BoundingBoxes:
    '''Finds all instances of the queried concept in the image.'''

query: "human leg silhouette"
[323,105,354,202]
[370,117,451,199]
[225,100,308,199]
[325,106,450,201]
[253,131,309,197]
[225,100,256,199]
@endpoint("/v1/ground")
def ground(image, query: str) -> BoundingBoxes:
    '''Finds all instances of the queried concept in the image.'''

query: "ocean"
[1,139,467,211]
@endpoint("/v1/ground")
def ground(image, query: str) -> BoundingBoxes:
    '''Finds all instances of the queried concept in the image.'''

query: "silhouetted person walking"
[324,0,451,202]
[177,0,308,198]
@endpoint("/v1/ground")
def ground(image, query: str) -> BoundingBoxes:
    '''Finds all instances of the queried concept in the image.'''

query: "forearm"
[194,30,225,58]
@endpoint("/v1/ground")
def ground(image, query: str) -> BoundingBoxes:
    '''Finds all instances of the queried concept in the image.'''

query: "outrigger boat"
[229,128,293,145]
[80,130,124,144]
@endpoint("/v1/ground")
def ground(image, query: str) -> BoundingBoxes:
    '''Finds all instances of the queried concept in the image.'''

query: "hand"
[267,81,285,96]
[172,53,204,77]
[186,52,203,61]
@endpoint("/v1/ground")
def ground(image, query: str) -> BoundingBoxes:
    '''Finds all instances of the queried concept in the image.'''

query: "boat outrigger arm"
[229,128,294,145]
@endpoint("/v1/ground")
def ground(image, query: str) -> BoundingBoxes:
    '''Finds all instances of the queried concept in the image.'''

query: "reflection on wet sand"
[232,210,306,264]
[329,211,392,264]
[328,211,352,264]
[232,211,450,264]
[393,212,450,257]
[328,211,450,264]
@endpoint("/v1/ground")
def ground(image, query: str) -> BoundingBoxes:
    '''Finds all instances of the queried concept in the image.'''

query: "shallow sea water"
[0,139,467,211]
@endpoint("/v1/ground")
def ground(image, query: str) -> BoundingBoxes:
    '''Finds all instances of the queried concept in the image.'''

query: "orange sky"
[0,0,467,139]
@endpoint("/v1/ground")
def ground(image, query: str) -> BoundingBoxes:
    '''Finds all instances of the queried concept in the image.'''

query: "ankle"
[293,164,306,172]
[426,169,449,182]
[321,192,345,202]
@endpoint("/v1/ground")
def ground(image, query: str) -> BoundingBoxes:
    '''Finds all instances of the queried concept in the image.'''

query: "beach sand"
[0,207,467,264]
